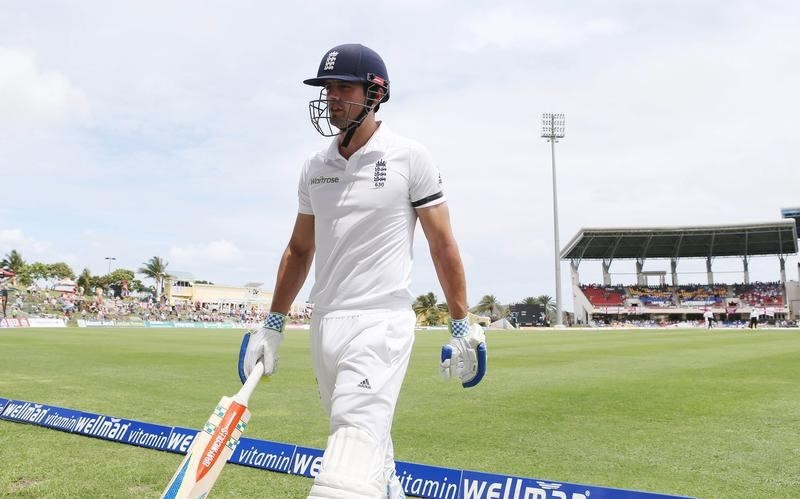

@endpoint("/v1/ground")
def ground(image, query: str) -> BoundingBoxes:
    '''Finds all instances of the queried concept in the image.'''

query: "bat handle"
[234,361,264,405]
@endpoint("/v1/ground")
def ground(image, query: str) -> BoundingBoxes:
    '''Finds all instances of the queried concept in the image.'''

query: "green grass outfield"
[1,326,798,498]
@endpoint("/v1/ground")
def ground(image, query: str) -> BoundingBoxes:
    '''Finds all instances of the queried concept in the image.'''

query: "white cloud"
[455,6,623,52]
[169,240,242,266]
[0,228,78,267]
[0,47,88,125]
[0,228,50,255]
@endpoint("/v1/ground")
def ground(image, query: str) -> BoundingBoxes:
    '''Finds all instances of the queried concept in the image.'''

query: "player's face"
[323,81,367,130]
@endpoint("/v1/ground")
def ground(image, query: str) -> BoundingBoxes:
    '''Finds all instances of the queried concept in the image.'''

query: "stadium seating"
[580,285,625,306]
[581,281,785,309]
[733,282,784,306]
[626,286,675,307]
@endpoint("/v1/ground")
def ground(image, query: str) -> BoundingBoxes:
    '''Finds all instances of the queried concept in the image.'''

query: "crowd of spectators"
[582,282,785,309]
[590,317,796,328]
[733,281,784,306]
[3,284,312,326]
[589,318,709,328]
[626,285,675,306]
[675,284,728,305]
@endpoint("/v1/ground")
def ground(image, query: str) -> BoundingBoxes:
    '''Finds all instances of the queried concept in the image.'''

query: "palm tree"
[534,294,556,324]
[413,292,447,326]
[1,250,26,285]
[521,296,537,305]
[138,256,170,300]
[474,294,503,320]
[1,249,25,274]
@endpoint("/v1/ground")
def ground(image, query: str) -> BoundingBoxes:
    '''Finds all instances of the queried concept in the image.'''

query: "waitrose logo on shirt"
[310,175,340,185]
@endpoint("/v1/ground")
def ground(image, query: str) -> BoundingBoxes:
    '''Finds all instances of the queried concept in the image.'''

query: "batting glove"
[440,318,487,388]
[238,312,285,383]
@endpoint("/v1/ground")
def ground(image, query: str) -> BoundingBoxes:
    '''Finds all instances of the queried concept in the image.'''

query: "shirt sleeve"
[409,145,445,209]
[298,159,313,215]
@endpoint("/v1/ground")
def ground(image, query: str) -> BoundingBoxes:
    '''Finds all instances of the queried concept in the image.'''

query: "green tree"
[521,296,538,305]
[474,294,503,320]
[534,294,556,324]
[48,262,76,281]
[105,268,134,286]
[26,262,50,282]
[22,261,75,289]
[138,256,170,300]
[498,304,510,319]
[1,249,25,273]
[77,268,93,295]
[98,269,136,297]
[128,278,147,293]
[2,250,29,285]
[413,292,447,326]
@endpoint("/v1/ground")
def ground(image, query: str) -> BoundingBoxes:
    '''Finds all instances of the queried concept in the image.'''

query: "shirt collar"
[325,122,389,168]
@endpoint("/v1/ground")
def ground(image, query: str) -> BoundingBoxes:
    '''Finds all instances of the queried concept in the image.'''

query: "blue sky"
[1,1,799,309]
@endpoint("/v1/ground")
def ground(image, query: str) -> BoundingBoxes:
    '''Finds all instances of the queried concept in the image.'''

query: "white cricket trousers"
[310,309,416,472]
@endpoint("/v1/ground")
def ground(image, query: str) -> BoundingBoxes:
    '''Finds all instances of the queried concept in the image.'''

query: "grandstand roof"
[561,221,798,261]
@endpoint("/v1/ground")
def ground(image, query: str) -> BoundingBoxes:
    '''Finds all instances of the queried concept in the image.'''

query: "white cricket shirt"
[298,124,445,313]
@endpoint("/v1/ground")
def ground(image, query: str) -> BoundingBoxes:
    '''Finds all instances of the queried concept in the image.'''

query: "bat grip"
[234,361,264,405]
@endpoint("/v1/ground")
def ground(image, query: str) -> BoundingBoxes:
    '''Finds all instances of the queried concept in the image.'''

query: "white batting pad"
[307,426,386,499]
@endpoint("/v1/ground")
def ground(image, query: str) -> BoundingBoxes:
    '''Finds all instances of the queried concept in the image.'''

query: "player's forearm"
[430,242,468,319]
[269,245,314,315]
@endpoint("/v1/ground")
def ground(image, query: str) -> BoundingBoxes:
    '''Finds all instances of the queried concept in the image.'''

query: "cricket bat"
[161,361,265,498]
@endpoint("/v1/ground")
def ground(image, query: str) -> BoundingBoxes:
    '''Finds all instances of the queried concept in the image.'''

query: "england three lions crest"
[373,159,387,189]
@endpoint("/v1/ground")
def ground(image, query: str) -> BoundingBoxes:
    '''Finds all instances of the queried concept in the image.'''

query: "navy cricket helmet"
[303,43,390,103]
[304,44,390,143]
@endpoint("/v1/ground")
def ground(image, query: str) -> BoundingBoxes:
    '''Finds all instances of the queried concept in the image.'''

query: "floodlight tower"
[105,256,117,274]
[541,113,565,327]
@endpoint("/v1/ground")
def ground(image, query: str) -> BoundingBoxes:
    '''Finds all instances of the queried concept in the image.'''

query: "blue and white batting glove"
[238,312,286,383]
[440,318,487,388]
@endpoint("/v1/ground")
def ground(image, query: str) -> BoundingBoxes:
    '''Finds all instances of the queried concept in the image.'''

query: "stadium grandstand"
[562,220,800,326]
[164,272,309,318]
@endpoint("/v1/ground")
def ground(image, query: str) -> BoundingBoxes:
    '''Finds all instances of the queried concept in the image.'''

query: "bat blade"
[161,396,251,498]
[161,362,263,498]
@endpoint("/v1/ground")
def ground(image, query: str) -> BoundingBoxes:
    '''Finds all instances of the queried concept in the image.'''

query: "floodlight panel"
[541,113,566,138]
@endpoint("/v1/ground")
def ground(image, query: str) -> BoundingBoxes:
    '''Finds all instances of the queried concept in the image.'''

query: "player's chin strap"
[340,91,380,148]
[339,107,369,148]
